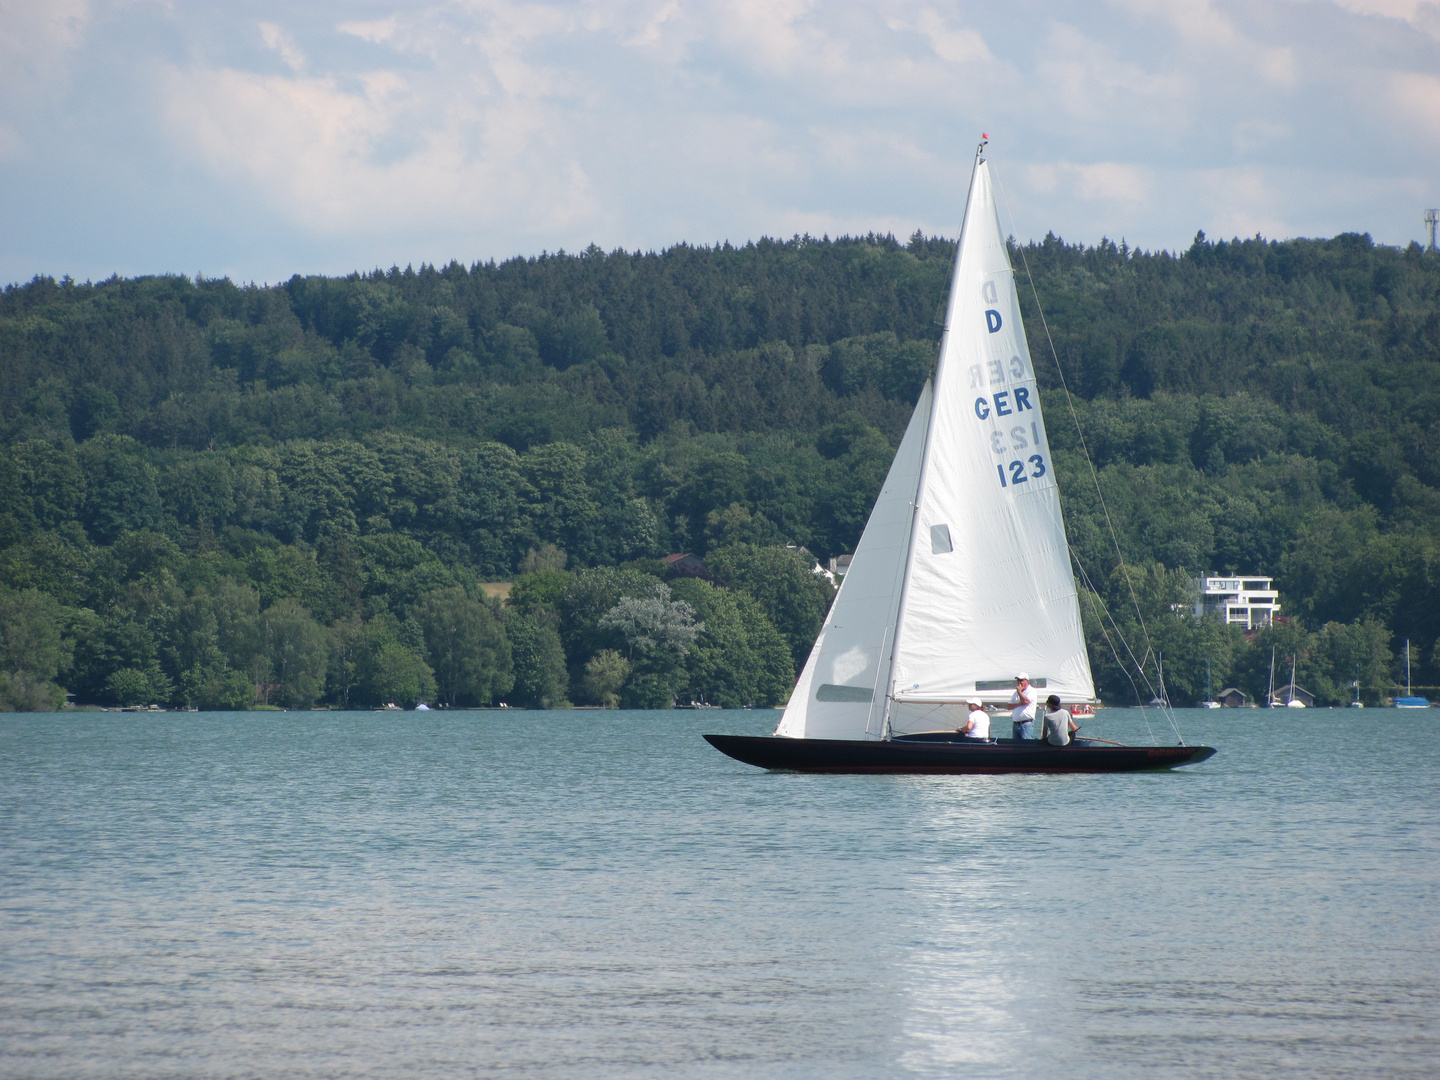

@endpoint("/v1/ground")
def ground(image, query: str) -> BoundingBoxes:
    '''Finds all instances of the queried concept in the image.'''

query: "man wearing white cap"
[1010,673,1037,740]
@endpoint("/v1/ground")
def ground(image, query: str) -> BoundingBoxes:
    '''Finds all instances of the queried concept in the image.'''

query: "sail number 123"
[998,455,1046,488]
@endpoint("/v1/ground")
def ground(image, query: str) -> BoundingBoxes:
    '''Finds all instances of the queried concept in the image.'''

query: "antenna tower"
[1426,209,1439,253]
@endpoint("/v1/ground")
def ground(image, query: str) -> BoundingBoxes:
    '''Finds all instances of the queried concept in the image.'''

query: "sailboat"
[1349,664,1364,708]
[1146,653,1169,707]
[1395,640,1430,708]
[1266,646,1279,708]
[1200,658,1220,708]
[1284,654,1306,708]
[705,143,1215,774]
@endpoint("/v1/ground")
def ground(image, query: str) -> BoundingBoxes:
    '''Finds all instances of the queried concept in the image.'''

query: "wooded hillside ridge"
[2,229,1437,709]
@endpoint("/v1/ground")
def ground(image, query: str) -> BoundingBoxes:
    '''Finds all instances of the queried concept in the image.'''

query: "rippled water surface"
[1,707,1437,1078]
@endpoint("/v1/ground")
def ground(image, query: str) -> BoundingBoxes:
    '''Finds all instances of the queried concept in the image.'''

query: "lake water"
[1,707,1436,1078]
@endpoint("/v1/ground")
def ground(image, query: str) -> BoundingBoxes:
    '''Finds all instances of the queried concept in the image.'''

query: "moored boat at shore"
[1395,641,1430,708]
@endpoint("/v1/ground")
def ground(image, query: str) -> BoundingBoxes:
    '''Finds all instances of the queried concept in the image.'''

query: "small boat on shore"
[1200,659,1220,708]
[1395,641,1430,708]
[705,141,1213,775]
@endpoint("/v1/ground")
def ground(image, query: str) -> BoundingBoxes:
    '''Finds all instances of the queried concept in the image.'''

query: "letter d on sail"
[985,309,1002,333]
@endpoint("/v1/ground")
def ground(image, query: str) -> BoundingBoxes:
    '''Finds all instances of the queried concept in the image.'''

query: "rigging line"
[1073,559,1144,705]
[993,177,1156,655]
[1076,567,1154,742]
[1074,560,1186,746]
[1075,554,1160,703]
[994,172,1184,743]
[1073,557,1157,744]
[1076,559,1184,744]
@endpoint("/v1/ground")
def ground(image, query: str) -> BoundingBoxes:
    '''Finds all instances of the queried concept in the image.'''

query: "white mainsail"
[778,151,1094,740]
[775,380,931,739]
[890,157,1093,724]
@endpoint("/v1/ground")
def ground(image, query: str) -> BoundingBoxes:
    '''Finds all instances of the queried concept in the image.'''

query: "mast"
[1267,647,1276,707]
[879,136,988,738]
[1406,639,1412,696]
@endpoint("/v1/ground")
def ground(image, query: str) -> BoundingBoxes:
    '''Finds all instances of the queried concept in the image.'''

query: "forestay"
[774,381,932,739]
[887,159,1093,726]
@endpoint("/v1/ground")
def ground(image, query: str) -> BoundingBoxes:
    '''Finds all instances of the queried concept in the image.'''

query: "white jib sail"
[775,380,933,739]
[887,158,1094,727]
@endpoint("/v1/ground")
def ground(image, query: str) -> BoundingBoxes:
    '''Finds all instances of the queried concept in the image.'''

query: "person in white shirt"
[1010,674,1037,739]
[960,700,990,740]
[1042,695,1079,746]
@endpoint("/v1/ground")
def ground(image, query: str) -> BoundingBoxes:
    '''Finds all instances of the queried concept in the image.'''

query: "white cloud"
[0,0,89,82]
[1198,166,1285,237]
[161,4,608,242]
[259,21,306,72]
[625,1,679,49]
[338,16,399,44]
[1109,0,1297,86]
[1017,161,1150,207]
[1071,161,1151,204]
[0,0,90,156]
[905,8,992,65]
[1331,0,1428,12]
[1232,118,1291,152]
[712,0,831,76]
[1391,70,1440,136]
[1033,22,1191,134]
[5,0,1440,283]
[1329,0,1440,36]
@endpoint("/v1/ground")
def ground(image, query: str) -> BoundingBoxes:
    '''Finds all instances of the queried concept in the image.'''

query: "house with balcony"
[1193,574,1280,630]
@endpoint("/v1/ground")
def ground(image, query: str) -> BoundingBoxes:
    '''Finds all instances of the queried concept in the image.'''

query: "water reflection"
[0,709,1435,1079]
[889,775,1057,1074]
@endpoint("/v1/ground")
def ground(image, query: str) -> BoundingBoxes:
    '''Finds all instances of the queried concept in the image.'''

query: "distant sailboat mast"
[1201,657,1220,708]
[1394,639,1431,708]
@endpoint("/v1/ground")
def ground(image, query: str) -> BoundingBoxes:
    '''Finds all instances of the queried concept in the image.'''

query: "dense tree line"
[0,538,822,712]
[1,229,1437,708]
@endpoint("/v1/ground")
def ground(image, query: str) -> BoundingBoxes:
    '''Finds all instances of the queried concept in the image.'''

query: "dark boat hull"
[704,733,1216,774]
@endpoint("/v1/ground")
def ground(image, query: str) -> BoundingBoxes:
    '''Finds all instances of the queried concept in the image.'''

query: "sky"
[2,0,1438,286]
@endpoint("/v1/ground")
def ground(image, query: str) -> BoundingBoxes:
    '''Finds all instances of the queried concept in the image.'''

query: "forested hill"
[2,230,1438,710]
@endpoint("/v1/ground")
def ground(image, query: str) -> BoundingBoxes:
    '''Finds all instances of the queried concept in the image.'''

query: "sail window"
[815,684,874,703]
[930,524,953,554]
[975,678,1047,691]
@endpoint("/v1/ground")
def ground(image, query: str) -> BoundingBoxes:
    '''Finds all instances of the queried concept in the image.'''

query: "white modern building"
[1193,574,1280,630]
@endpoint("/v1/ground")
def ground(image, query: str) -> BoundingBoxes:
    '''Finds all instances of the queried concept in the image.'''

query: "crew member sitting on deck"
[1010,674,1037,739]
[960,700,989,740]
[1042,695,1079,746]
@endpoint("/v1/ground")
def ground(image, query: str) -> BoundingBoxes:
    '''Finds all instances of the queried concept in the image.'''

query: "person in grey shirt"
[1042,695,1079,746]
